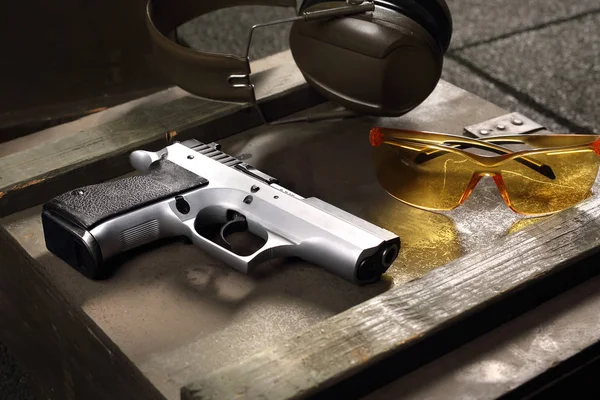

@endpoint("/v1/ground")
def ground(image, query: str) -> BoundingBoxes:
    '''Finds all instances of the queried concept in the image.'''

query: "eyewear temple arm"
[412,140,556,180]
[369,128,556,180]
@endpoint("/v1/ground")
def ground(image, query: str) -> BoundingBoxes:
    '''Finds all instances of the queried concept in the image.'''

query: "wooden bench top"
[1,50,599,400]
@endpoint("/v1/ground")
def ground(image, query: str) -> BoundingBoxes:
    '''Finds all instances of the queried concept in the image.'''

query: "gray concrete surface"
[448,0,599,48]
[454,12,600,133]
[2,1,598,399]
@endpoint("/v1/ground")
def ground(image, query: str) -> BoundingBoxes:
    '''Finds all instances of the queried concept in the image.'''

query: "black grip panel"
[43,159,208,230]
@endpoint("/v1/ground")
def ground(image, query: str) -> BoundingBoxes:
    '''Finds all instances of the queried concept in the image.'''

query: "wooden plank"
[0,50,326,218]
[183,193,600,400]
[0,89,180,159]
[0,79,519,400]
[0,87,164,144]
[364,272,600,399]
[0,224,167,400]
[4,54,596,400]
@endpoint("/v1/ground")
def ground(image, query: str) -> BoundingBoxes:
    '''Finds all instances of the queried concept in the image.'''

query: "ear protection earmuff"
[145,0,452,118]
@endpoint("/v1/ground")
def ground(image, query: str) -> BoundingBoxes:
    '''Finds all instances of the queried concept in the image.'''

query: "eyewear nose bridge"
[456,171,512,208]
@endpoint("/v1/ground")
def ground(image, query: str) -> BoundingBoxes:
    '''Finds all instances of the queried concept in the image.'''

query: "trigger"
[218,212,248,251]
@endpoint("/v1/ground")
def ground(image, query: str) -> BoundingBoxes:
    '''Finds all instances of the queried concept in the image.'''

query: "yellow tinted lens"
[373,142,475,210]
[501,149,599,214]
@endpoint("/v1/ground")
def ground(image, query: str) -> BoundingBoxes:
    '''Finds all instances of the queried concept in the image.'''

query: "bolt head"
[512,119,524,126]
[496,124,506,130]
[479,129,490,135]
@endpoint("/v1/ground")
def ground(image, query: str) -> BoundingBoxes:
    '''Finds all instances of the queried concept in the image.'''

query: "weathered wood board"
[1,50,599,400]
[184,184,600,400]
[364,271,600,399]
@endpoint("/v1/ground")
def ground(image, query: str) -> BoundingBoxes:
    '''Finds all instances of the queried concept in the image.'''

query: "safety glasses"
[369,127,600,215]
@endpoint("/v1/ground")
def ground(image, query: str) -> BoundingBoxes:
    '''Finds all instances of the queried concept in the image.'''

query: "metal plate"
[464,112,545,137]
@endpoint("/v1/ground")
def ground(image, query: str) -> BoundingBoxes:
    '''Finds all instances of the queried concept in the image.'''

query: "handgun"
[41,139,400,284]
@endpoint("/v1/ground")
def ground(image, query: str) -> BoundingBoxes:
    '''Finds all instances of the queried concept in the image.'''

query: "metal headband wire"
[244,1,375,123]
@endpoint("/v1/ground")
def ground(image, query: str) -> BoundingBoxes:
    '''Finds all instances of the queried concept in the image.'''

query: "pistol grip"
[42,158,208,279]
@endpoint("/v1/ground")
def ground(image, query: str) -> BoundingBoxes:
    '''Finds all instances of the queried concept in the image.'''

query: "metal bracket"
[464,112,545,138]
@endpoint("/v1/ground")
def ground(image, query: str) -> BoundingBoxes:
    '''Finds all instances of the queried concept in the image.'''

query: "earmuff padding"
[300,0,452,53]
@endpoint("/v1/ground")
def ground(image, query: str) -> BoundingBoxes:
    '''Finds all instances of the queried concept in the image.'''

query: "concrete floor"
[1,1,598,398]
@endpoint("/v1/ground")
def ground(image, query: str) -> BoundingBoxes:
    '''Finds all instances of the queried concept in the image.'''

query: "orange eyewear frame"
[369,127,600,215]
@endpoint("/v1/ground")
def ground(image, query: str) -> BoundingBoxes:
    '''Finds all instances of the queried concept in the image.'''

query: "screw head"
[512,119,524,126]
[71,190,84,196]
[251,185,260,193]
[243,195,253,204]
[479,129,490,135]
[274,195,279,199]
[496,124,506,130]
[187,155,194,159]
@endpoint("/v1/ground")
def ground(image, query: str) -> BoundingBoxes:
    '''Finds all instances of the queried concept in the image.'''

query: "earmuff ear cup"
[300,0,452,52]
[289,2,445,116]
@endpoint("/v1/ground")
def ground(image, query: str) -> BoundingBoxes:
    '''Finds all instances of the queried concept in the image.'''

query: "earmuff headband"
[145,0,374,104]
